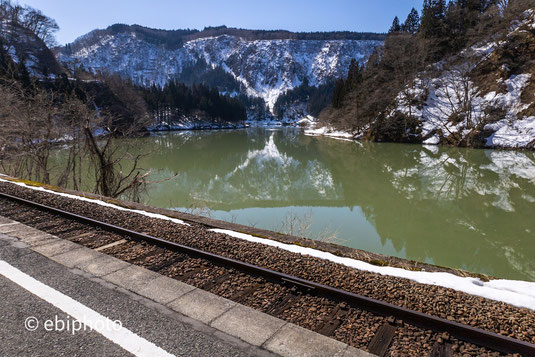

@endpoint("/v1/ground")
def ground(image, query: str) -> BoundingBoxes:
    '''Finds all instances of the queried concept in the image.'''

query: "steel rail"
[1,190,534,355]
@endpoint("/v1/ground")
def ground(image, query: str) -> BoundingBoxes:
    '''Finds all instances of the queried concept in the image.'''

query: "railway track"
[0,190,534,356]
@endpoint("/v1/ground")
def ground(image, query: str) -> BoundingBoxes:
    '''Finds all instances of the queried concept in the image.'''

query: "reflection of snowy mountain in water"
[391,148,535,212]
[192,134,341,203]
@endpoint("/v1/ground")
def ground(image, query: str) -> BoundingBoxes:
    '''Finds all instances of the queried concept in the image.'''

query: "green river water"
[53,128,535,281]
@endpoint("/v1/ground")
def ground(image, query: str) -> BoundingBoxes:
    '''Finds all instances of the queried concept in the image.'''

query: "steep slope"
[57,25,383,109]
[314,7,535,150]
[390,9,535,149]
[1,22,63,77]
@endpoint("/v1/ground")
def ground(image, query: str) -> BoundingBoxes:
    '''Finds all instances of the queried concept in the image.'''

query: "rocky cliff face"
[57,26,383,108]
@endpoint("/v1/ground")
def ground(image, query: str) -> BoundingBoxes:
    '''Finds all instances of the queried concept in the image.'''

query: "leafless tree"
[0,0,59,46]
[21,8,59,47]
[424,56,492,146]
[0,78,153,201]
[84,126,150,201]
[496,0,511,15]
[0,82,86,185]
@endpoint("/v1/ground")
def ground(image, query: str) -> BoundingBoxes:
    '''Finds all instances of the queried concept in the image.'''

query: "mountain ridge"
[56,24,384,112]
[58,23,386,53]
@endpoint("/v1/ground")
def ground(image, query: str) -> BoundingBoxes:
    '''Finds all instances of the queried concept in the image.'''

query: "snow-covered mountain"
[56,26,383,109]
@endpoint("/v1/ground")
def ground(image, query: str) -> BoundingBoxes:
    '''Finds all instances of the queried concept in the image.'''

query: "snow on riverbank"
[485,114,535,148]
[147,114,318,132]
[210,228,535,310]
[389,10,535,149]
[147,119,246,132]
[304,126,355,140]
[0,178,189,226]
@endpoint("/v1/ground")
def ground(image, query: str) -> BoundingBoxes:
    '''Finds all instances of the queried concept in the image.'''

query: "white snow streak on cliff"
[60,34,381,109]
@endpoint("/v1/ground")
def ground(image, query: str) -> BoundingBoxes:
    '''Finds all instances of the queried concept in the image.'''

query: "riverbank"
[145,114,317,133]
[147,119,535,151]
[146,117,311,132]
[304,123,535,150]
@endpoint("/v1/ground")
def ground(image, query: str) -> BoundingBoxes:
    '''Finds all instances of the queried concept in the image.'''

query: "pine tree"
[389,16,402,33]
[345,59,362,92]
[16,58,32,88]
[0,38,13,77]
[332,79,345,109]
[402,8,420,34]
[420,0,447,38]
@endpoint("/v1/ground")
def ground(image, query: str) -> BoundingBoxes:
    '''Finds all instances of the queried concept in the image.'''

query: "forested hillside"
[0,0,62,77]
[141,80,246,129]
[61,23,385,54]
[319,0,535,149]
[273,78,335,121]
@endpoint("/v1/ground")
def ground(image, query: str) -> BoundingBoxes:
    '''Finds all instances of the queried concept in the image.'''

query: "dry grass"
[279,209,343,245]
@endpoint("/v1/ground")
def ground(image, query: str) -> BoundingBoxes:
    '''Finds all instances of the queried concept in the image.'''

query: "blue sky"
[21,0,423,45]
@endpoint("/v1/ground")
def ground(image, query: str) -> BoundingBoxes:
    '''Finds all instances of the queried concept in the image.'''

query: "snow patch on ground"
[304,126,355,141]
[0,178,189,226]
[296,115,315,126]
[246,114,317,128]
[148,122,245,132]
[486,116,535,148]
[210,228,535,310]
[388,10,535,149]
[393,69,534,148]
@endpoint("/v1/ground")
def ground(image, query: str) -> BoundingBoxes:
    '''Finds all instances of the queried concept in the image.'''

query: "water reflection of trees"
[318,141,535,281]
[134,129,535,280]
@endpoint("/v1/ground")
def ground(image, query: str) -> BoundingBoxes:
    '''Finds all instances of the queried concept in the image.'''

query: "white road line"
[0,260,176,357]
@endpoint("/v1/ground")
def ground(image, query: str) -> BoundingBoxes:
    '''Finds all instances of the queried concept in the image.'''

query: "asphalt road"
[0,234,271,357]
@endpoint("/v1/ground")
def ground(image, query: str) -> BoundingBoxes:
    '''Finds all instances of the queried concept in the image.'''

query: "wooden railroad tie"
[229,283,263,303]
[428,341,453,357]
[267,291,299,316]
[130,247,166,264]
[48,225,87,236]
[147,255,186,272]
[314,303,349,336]
[62,230,99,241]
[200,272,232,290]
[367,322,398,357]
[94,238,128,251]
[175,266,205,281]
